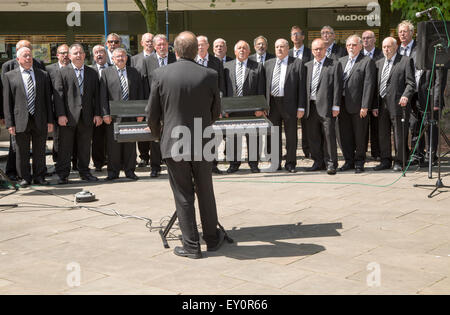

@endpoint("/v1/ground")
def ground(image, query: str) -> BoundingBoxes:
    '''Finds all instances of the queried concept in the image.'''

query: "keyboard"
[113,122,158,143]
[212,117,272,134]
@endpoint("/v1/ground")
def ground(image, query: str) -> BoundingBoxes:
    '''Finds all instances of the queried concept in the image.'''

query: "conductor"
[147,31,225,259]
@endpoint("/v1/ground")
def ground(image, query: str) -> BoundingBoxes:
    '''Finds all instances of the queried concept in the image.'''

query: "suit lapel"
[346,53,363,80]
[13,68,27,100]
[267,59,275,86]
[388,54,402,82]
[229,60,237,94]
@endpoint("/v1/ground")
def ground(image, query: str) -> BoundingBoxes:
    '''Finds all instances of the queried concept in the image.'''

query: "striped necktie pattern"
[25,70,35,115]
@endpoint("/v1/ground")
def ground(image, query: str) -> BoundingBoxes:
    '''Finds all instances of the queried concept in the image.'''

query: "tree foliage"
[392,0,450,22]
[132,0,159,33]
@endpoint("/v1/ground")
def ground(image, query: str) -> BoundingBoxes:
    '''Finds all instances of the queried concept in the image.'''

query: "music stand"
[220,95,269,115]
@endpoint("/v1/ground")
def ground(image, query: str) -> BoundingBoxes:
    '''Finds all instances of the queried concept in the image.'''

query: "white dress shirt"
[293,45,305,59]
[19,66,35,99]
[271,56,288,97]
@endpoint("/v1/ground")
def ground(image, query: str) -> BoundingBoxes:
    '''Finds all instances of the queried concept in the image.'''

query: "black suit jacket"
[305,57,343,118]
[147,58,221,161]
[327,43,347,60]
[223,59,265,97]
[53,64,100,127]
[131,51,154,75]
[288,47,313,62]
[142,52,177,98]
[375,54,416,116]
[197,55,226,95]
[45,62,63,85]
[339,53,376,113]
[249,52,275,64]
[100,66,144,117]
[264,56,307,115]
[3,67,53,132]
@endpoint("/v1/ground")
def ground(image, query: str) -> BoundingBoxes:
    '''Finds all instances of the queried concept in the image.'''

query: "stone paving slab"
[0,139,449,295]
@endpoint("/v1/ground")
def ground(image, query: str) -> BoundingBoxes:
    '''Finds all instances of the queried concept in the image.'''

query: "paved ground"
[0,133,449,295]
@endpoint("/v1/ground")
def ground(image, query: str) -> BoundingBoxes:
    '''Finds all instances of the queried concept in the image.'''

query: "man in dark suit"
[1,40,46,182]
[265,38,306,172]
[46,44,71,166]
[196,35,226,174]
[304,38,343,175]
[362,30,384,161]
[338,35,376,173]
[100,48,143,181]
[103,33,131,67]
[142,34,177,178]
[2,47,54,187]
[289,25,313,159]
[131,33,154,75]
[223,40,266,173]
[213,38,234,64]
[249,36,275,65]
[90,45,110,172]
[130,33,154,168]
[289,26,313,62]
[53,44,103,184]
[373,37,416,172]
[147,31,224,259]
[321,26,347,60]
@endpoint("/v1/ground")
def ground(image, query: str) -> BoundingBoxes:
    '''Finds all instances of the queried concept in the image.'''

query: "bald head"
[174,31,198,60]
[16,40,32,51]
[274,38,289,60]
[382,37,398,60]
[311,38,326,61]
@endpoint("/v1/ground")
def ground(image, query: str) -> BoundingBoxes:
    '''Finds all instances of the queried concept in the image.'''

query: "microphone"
[415,7,435,18]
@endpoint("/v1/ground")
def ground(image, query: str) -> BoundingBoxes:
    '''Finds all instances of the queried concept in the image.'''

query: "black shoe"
[94,166,102,172]
[18,179,31,188]
[306,163,325,172]
[45,171,55,177]
[227,165,239,174]
[57,177,69,185]
[327,166,337,175]
[150,169,160,178]
[355,166,365,174]
[339,162,355,172]
[393,163,403,172]
[104,175,119,181]
[207,229,226,252]
[250,165,260,173]
[81,174,99,182]
[137,160,149,167]
[126,173,139,180]
[7,175,18,182]
[374,162,391,171]
[173,246,202,259]
[212,166,224,174]
[285,164,296,173]
[72,165,78,171]
[33,178,49,185]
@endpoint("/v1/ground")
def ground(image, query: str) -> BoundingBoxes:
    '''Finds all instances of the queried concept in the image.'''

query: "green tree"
[133,0,159,33]
[392,0,450,22]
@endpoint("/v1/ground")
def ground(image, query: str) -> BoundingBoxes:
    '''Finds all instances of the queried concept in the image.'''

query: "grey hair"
[253,35,268,47]
[69,43,85,54]
[112,47,127,56]
[153,34,168,44]
[197,35,209,44]
[92,45,106,54]
[213,38,227,46]
[275,38,290,48]
[16,47,31,58]
[346,34,362,45]
[321,25,335,34]
[398,20,414,34]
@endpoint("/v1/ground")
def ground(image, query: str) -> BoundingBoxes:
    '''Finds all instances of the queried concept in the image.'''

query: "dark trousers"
[338,102,369,167]
[165,158,219,252]
[52,125,78,168]
[5,135,17,178]
[267,96,298,166]
[137,140,162,171]
[305,101,338,168]
[410,107,438,158]
[300,117,310,157]
[366,114,380,157]
[227,112,260,168]
[14,116,47,182]
[378,99,410,165]
[105,124,137,177]
[92,123,107,168]
[56,118,93,179]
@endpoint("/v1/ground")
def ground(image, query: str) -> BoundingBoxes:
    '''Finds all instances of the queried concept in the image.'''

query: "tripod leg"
[159,210,178,248]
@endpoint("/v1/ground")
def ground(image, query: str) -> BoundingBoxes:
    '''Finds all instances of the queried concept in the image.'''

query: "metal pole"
[103,0,109,41]
[166,0,169,41]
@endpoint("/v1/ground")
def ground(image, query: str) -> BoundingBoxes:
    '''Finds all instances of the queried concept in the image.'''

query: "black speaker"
[416,21,450,70]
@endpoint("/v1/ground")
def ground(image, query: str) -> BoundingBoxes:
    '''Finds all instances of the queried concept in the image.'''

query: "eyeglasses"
[291,32,302,37]
[362,37,375,40]
[108,40,120,44]
[57,51,69,55]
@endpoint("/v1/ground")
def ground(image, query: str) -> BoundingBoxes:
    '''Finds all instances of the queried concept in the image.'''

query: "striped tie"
[25,70,35,115]
[343,58,353,83]
[271,59,282,96]
[326,47,332,58]
[76,68,83,96]
[119,69,129,101]
[295,49,300,58]
[158,57,164,67]
[311,61,321,99]
[379,59,391,98]
[198,58,204,67]
[236,62,244,97]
